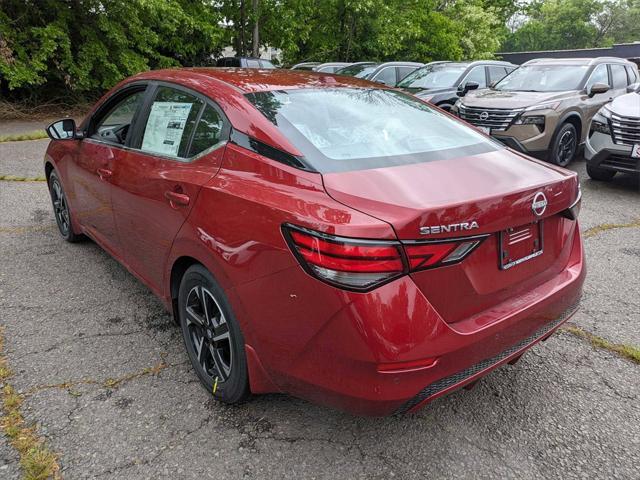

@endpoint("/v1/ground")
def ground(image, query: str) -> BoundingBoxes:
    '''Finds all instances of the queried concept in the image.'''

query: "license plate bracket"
[499,221,544,270]
[478,126,491,135]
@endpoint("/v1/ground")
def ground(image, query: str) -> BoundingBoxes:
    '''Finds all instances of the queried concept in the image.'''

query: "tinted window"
[246,59,260,68]
[93,89,145,144]
[372,67,397,86]
[586,64,610,90]
[611,64,628,88]
[488,66,509,83]
[140,86,203,158]
[188,105,225,157]
[246,88,500,173]
[462,66,487,88]
[336,64,377,78]
[497,65,590,92]
[397,66,417,82]
[397,64,467,89]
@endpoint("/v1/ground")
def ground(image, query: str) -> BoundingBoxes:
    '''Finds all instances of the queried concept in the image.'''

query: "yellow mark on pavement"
[0,130,48,143]
[561,324,640,364]
[0,174,47,182]
[0,225,55,235]
[583,219,640,239]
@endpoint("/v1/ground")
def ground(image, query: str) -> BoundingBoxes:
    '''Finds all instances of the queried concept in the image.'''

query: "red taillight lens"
[284,226,405,291]
[283,224,486,291]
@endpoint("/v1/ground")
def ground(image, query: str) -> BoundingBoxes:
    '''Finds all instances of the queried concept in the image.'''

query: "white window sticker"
[141,102,193,156]
[632,144,640,159]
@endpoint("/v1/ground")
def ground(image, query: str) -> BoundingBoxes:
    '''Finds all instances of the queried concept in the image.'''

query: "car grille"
[601,155,640,173]
[610,113,640,146]
[458,105,523,131]
[394,299,580,415]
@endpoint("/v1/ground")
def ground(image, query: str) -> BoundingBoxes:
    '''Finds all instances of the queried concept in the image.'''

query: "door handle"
[97,168,112,180]
[165,190,190,207]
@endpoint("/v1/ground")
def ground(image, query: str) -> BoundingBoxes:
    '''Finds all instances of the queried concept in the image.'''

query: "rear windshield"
[246,88,501,173]
[495,65,589,92]
[336,64,377,79]
[397,64,467,89]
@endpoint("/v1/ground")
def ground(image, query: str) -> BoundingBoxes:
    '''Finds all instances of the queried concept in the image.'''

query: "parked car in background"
[336,61,423,86]
[291,62,321,70]
[314,62,352,73]
[44,68,584,416]
[452,57,639,166]
[585,85,640,180]
[216,57,276,69]
[397,61,516,111]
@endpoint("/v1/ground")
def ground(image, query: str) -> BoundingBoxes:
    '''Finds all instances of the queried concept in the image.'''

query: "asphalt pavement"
[0,133,638,479]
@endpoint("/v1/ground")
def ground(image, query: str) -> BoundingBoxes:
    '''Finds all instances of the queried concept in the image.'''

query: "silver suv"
[585,87,640,181]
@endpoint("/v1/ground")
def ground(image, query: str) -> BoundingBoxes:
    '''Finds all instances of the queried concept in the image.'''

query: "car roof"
[523,57,632,66]
[375,61,424,67]
[131,67,381,94]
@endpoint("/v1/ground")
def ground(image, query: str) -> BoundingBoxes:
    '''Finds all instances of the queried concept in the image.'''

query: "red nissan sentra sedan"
[44,69,585,416]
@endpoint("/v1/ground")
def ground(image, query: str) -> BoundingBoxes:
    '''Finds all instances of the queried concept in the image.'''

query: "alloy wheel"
[51,178,70,236]
[556,129,576,166]
[184,285,233,382]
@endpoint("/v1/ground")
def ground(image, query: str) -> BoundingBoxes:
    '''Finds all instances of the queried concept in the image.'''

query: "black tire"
[587,164,616,181]
[48,170,83,242]
[438,103,453,112]
[549,123,578,167]
[178,264,249,404]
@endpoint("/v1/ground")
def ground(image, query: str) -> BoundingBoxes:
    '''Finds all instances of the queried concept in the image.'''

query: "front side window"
[92,89,145,145]
[336,63,377,79]
[246,88,501,173]
[140,86,203,158]
[462,66,487,88]
[397,64,468,90]
[585,64,610,90]
[488,66,509,84]
[372,67,397,86]
[496,65,589,92]
[246,59,260,68]
[626,66,638,84]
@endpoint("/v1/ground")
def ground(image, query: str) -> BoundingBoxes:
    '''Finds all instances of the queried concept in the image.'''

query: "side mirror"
[588,82,610,98]
[46,118,78,140]
[627,82,640,93]
[457,81,480,97]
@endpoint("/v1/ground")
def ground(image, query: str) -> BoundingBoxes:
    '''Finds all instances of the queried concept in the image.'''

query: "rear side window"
[140,86,203,158]
[611,64,628,88]
[246,88,501,173]
[188,105,225,157]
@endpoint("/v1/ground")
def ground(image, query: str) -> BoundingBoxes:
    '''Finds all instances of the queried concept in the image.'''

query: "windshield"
[495,65,589,92]
[246,88,501,173]
[336,64,377,79]
[397,64,467,89]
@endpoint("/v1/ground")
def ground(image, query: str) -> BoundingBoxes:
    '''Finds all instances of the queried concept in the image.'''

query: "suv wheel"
[550,123,578,167]
[587,164,616,181]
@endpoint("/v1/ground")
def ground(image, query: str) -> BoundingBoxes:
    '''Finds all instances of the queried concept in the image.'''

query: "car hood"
[461,89,576,109]
[607,92,640,117]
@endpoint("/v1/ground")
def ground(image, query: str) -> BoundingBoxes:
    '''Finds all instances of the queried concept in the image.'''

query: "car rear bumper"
[236,223,585,416]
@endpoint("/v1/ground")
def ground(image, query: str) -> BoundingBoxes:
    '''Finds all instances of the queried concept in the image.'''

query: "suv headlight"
[590,108,612,136]
[523,101,561,112]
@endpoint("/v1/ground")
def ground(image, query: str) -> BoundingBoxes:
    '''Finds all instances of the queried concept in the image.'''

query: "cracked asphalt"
[1,131,639,479]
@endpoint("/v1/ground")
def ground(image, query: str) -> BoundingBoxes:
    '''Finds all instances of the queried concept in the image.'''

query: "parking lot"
[0,125,639,479]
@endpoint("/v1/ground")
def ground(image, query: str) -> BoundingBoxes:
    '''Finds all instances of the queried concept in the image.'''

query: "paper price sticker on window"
[142,102,193,157]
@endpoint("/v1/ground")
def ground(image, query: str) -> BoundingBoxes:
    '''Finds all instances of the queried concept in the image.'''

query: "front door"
[68,87,147,254]
[110,84,229,294]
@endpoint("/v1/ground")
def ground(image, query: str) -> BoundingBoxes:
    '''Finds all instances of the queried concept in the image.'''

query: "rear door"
[110,83,230,293]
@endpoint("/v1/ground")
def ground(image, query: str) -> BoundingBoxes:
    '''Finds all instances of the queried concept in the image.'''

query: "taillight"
[560,183,582,221]
[283,224,486,291]
[283,225,405,291]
